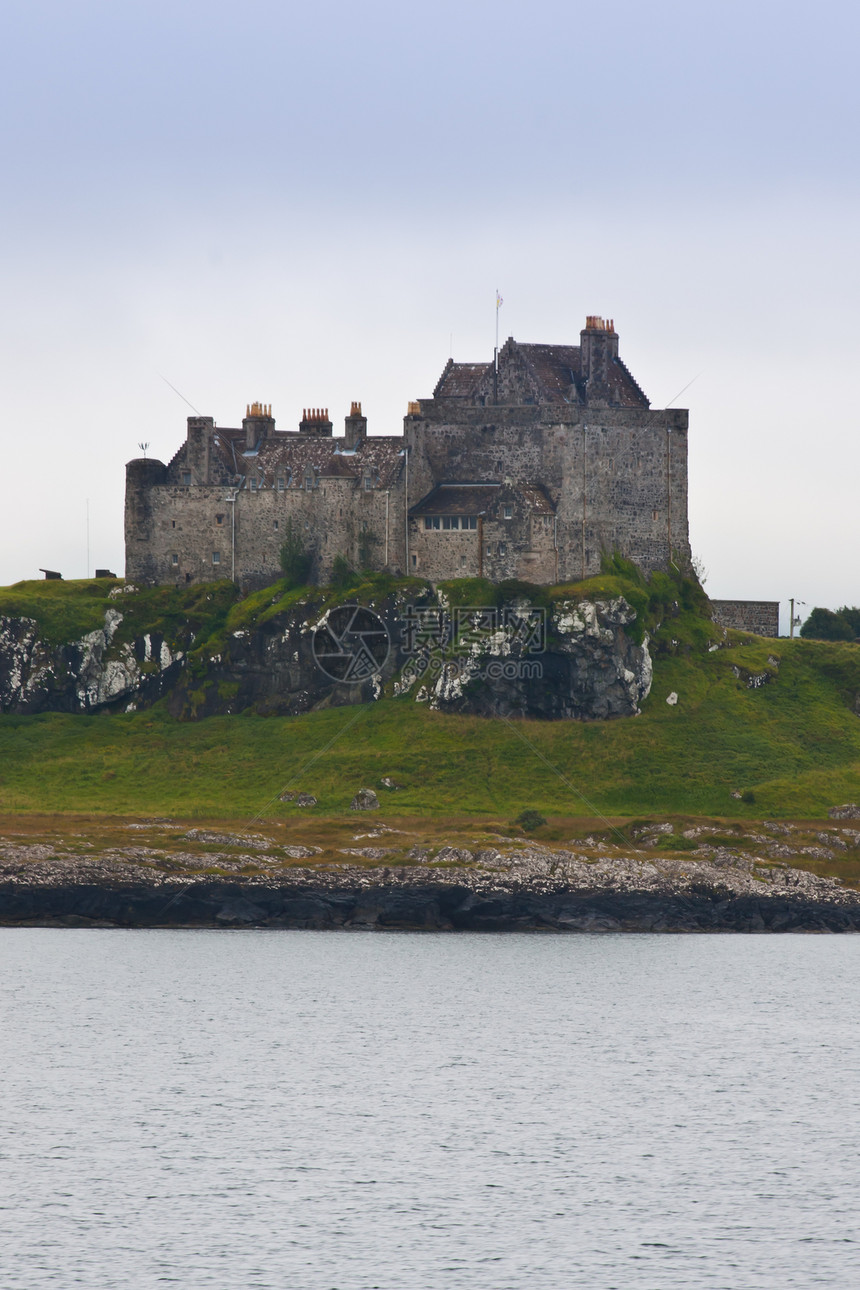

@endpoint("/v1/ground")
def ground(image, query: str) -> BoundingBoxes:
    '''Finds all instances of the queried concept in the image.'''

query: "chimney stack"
[299,407,334,436]
[343,401,367,448]
[242,401,275,451]
[580,315,619,390]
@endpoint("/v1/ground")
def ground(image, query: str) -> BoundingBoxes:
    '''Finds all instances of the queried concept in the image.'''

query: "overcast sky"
[2,0,858,628]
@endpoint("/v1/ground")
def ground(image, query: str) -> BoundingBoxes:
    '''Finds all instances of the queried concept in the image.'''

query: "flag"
[496,290,503,310]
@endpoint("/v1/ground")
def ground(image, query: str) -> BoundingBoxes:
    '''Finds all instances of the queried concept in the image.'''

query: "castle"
[125,317,690,588]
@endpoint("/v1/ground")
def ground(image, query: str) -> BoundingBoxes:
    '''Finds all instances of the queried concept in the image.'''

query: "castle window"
[304,466,316,490]
[463,516,477,530]
[504,505,513,519]
[216,514,224,525]
[171,553,179,566]
[412,554,417,567]
[363,471,374,491]
[181,471,191,486]
[274,520,279,531]
[442,516,459,530]
[212,552,220,565]
[277,476,285,491]
[424,516,441,530]
[498,542,507,556]
[171,520,176,528]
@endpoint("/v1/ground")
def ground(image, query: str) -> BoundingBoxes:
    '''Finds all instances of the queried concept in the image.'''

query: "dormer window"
[504,505,513,519]
[277,476,285,491]
[363,471,374,491]
[304,465,316,490]
[181,471,191,487]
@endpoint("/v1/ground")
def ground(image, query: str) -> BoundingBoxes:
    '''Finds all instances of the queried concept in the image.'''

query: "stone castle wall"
[127,461,408,588]
[710,600,780,638]
[405,406,690,581]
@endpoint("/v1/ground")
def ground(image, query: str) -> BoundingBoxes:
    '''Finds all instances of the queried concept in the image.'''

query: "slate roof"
[410,484,501,516]
[516,344,582,401]
[209,431,406,489]
[410,481,555,517]
[431,338,649,408]
[433,360,493,399]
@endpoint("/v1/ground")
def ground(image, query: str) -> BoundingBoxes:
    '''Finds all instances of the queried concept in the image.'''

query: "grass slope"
[1,631,859,820]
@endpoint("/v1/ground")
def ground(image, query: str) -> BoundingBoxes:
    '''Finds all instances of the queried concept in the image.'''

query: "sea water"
[1,930,858,1289]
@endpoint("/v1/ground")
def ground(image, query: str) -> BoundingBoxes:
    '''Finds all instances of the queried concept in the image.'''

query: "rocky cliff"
[0,583,653,722]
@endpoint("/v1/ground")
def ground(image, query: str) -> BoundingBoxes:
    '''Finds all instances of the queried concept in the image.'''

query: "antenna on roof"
[138,442,149,458]
[159,373,201,415]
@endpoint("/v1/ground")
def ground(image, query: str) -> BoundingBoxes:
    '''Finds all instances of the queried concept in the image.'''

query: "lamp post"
[789,598,806,639]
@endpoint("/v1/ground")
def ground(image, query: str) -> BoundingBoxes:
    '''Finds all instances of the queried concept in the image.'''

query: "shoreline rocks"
[2,841,859,933]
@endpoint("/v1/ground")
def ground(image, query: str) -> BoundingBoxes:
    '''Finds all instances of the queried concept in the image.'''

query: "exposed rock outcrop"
[1,840,858,933]
[0,612,184,714]
[0,587,652,722]
[396,596,651,719]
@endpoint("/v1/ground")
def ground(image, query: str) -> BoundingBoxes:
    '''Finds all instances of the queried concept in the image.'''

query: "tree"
[279,519,312,588]
[799,607,855,642]
[838,607,860,638]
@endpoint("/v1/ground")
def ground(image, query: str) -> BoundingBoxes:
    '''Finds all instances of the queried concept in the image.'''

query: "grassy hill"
[1,569,859,821]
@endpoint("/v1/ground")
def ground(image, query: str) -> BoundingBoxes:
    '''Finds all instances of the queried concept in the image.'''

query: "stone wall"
[710,600,780,638]
[404,404,690,581]
[126,467,408,590]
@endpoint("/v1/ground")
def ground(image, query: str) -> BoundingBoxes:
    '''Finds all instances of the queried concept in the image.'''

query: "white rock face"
[395,596,652,720]
[0,609,183,713]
